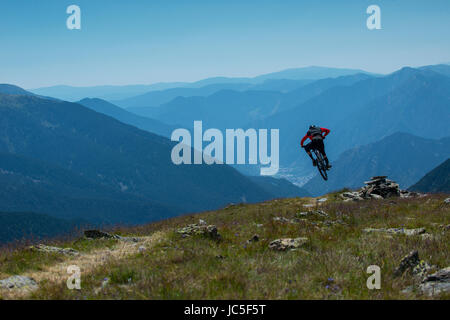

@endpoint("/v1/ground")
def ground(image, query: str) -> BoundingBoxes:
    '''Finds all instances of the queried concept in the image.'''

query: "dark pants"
[304,139,327,157]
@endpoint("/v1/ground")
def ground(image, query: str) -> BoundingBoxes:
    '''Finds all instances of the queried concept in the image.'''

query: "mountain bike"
[312,149,329,181]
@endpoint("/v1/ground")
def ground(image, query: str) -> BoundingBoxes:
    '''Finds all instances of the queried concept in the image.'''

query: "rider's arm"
[321,127,330,137]
[300,135,309,147]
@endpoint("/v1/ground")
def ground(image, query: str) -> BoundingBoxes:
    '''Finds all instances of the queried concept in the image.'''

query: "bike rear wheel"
[314,150,328,181]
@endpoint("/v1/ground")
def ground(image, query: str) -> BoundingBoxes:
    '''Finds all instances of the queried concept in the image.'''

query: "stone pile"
[340,176,422,201]
[362,176,400,198]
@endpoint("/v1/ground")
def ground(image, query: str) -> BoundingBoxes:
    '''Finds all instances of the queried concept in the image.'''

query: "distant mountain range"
[0,84,36,96]
[304,133,450,196]
[1,63,448,231]
[0,93,285,225]
[28,66,376,102]
[251,66,450,182]
[0,91,318,229]
[409,158,450,193]
[127,73,373,131]
[77,98,174,138]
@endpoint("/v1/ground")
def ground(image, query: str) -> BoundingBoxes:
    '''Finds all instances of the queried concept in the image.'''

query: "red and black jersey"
[300,127,330,147]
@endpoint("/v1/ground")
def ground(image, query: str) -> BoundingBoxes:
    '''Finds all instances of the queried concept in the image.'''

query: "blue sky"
[1,0,449,88]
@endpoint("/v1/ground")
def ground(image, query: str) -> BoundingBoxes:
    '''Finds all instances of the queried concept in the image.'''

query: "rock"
[30,244,79,256]
[361,176,400,199]
[419,267,450,296]
[119,236,141,243]
[412,260,434,278]
[176,224,221,240]
[423,267,450,282]
[296,210,329,218]
[198,219,207,225]
[303,204,314,208]
[269,238,309,251]
[0,276,38,290]
[340,176,424,201]
[273,216,296,224]
[420,233,434,241]
[84,230,119,240]
[138,246,146,253]
[401,285,414,294]
[444,198,450,204]
[341,192,360,199]
[400,190,423,199]
[363,227,426,236]
[247,234,259,243]
[394,250,435,279]
[317,198,328,203]
[84,230,140,242]
[394,250,420,277]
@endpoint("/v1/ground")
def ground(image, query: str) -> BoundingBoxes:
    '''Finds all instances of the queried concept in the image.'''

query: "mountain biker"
[300,125,331,169]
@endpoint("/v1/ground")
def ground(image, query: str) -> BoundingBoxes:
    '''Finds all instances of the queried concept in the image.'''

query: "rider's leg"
[304,144,317,166]
[318,140,331,168]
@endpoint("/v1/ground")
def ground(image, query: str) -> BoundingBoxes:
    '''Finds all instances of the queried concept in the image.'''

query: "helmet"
[309,125,316,129]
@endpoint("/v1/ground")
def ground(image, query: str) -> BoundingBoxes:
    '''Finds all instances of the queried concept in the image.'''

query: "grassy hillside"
[1,193,448,300]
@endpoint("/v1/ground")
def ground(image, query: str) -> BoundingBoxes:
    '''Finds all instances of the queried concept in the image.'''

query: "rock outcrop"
[396,251,449,297]
[30,244,79,256]
[296,210,329,218]
[84,230,120,239]
[177,221,221,240]
[394,250,433,277]
[84,230,140,242]
[363,227,426,236]
[419,267,450,296]
[269,238,308,251]
[0,276,38,290]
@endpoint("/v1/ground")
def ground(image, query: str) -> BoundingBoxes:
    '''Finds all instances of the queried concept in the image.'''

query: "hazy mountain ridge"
[0,93,276,224]
[29,66,376,103]
[77,98,174,138]
[409,158,450,193]
[249,67,450,182]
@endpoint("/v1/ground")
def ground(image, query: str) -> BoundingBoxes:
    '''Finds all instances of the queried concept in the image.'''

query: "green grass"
[0,238,118,277]
[4,194,450,300]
